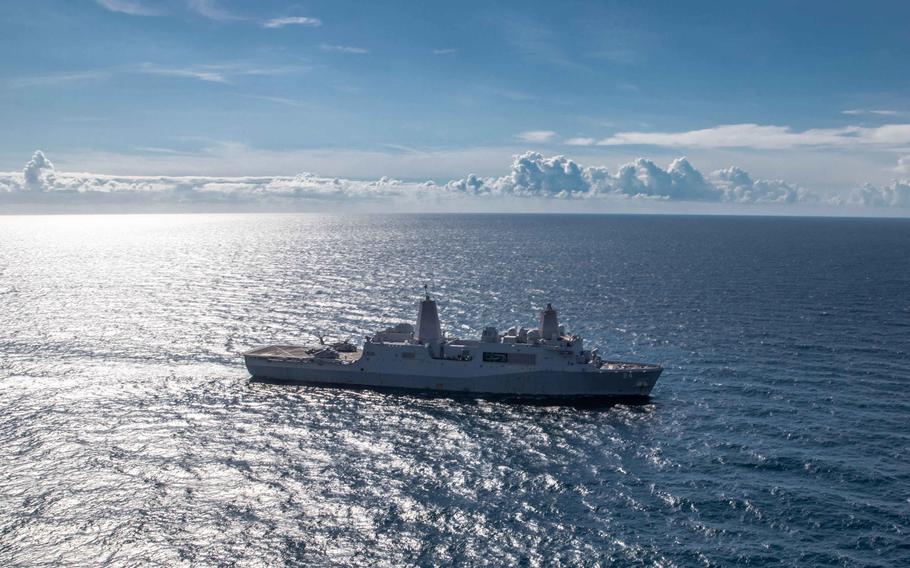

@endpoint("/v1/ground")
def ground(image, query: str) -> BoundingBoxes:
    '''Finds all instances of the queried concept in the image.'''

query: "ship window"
[483,352,508,363]
[401,352,416,359]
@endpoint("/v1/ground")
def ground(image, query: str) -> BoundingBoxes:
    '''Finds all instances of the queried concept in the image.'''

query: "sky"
[1,0,909,213]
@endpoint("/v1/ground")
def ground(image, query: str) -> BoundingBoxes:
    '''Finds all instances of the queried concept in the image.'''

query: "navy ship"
[244,291,662,399]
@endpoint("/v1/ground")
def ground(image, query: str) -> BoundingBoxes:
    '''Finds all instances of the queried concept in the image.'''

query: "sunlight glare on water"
[1,213,908,566]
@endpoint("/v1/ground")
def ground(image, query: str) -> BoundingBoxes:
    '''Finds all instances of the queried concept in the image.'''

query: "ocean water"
[0,213,908,567]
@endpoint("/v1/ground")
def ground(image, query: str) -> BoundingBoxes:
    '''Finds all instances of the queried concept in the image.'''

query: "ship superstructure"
[244,291,662,398]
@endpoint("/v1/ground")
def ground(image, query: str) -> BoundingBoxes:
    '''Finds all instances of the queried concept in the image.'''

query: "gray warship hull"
[244,294,664,399]
[244,346,662,398]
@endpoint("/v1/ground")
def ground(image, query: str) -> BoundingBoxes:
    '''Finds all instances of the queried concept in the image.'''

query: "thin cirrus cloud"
[516,130,557,143]
[136,63,230,83]
[186,0,241,22]
[566,123,910,150]
[94,0,162,16]
[6,149,907,210]
[502,18,588,72]
[7,62,308,90]
[262,16,322,28]
[8,70,111,88]
[134,62,307,84]
[841,109,903,116]
[564,137,596,146]
[483,87,538,101]
[432,49,457,55]
[95,0,324,29]
[239,95,320,111]
[319,44,369,54]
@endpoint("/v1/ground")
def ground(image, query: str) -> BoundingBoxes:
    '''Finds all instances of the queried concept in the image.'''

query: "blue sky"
[1,0,909,211]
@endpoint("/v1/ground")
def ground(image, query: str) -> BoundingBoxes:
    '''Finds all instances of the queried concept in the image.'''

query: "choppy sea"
[0,213,908,566]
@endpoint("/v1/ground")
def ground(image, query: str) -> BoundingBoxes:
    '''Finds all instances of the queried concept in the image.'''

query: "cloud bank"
[443,153,813,204]
[1,150,908,213]
[1,151,420,206]
[847,181,910,208]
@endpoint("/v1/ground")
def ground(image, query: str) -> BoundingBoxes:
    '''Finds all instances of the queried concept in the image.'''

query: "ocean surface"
[0,213,908,567]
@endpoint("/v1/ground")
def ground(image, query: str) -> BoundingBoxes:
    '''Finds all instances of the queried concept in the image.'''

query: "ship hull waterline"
[244,356,662,400]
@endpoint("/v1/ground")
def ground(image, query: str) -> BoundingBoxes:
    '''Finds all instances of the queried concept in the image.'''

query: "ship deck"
[600,361,663,371]
[244,345,361,363]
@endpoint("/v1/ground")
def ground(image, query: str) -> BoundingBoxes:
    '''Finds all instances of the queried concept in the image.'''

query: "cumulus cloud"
[710,167,811,204]
[443,152,819,203]
[1,155,420,202]
[604,157,717,200]
[21,151,56,191]
[1,150,908,211]
[848,181,910,208]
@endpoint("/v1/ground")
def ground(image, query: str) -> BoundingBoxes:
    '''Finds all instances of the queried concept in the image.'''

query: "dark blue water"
[1,214,908,566]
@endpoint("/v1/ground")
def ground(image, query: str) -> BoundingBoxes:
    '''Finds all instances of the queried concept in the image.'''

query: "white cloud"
[1,152,427,205]
[599,157,718,201]
[848,181,910,208]
[595,123,910,150]
[262,16,322,28]
[94,0,161,16]
[516,130,557,143]
[432,49,457,55]
[444,152,818,203]
[21,151,56,191]
[565,137,596,146]
[842,109,903,116]
[2,150,908,212]
[710,166,811,204]
[862,124,910,145]
[319,44,369,54]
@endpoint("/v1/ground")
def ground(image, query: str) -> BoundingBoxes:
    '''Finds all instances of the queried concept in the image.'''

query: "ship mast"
[540,303,559,340]
[415,285,442,343]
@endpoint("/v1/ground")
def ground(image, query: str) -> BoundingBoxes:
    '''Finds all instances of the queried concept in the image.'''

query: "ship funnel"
[415,287,442,343]
[539,303,559,340]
